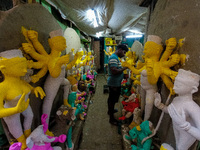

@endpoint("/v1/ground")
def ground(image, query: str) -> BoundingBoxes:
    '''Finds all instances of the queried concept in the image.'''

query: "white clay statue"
[154,69,200,150]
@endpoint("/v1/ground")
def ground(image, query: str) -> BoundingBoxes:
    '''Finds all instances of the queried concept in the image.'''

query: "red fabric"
[119,116,126,120]
[121,79,128,85]
[122,98,139,112]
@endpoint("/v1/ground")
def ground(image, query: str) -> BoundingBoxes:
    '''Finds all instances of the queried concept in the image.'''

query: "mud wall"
[147,0,200,149]
[0,3,63,128]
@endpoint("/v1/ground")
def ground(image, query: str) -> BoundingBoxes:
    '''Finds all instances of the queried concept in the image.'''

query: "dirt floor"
[78,74,123,150]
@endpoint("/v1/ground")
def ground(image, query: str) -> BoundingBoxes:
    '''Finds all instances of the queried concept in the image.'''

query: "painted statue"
[65,84,86,150]
[22,28,83,136]
[154,69,200,150]
[0,49,45,149]
[122,35,185,120]
[9,114,66,150]
[119,93,140,121]
[128,107,143,129]
[125,120,154,150]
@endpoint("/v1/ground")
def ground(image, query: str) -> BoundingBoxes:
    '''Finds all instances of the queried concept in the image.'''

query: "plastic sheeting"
[45,0,148,37]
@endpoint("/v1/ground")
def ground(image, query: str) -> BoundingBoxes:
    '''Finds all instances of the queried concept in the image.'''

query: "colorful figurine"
[0,49,45,149]
[54,105,76,149]
[65,84,86,150]
[85,49,94,70]
[104,47,115,56]
[9,114,66,150]
[56,105,76,124]
[125,120,154,150]
[120,81,132,99]
[119,93,140,121]
[68,84,86,118]
[154,69,200,150]
[160,143,174,150]
[128,107,143,129]
[26,114,66,150]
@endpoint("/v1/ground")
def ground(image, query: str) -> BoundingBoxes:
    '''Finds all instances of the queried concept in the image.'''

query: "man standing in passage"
[107,44,128,125]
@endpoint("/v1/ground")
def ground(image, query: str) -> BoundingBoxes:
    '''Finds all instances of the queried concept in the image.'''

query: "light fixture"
[129,30,143,34]
[96,32,103,38]
[126,35,143,38]
[86,9,98,28]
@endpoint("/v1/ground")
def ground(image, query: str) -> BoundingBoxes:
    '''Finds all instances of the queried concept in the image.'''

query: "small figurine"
[160,143,174,150]
[78,80,87,92]
[119,93,140,121]
[76,91,87,108]
[56,105,76,124]
[128,107,143,129]
[26,114,66,150]
[9,114,66,150]
[93,70,98,80]
[83,73,95,95]
[154,69,200,150]
[125,120,154,150]
[104,47,115,56]
[121,82,132,99]
[68,84,86,106]
[65,84,86,150]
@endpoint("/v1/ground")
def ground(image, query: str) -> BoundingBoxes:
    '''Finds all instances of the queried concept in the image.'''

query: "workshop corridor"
[79,74,123,150]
